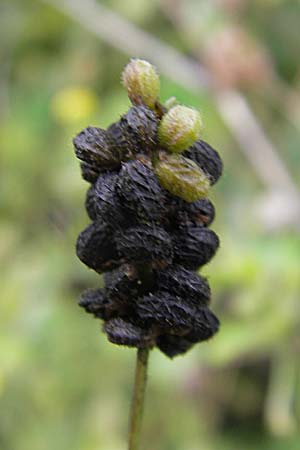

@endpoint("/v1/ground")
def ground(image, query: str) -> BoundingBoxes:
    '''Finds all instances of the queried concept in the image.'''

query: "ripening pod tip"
[122,59,160,110]
[158,105,203,153]
[154,152,210,202]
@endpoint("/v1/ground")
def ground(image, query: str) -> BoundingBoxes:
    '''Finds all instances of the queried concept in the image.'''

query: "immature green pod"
[154,153,210,202]
[121,59,160,110]
[158,105,203,153]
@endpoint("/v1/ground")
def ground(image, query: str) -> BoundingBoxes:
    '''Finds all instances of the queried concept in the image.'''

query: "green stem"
[128,347,150,450]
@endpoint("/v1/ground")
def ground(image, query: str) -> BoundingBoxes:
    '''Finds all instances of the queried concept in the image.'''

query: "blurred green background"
[1,0,299,449]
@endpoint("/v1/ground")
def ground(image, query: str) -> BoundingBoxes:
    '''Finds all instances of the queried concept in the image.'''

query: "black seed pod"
[183,140,223,185]
[104,264,141,305]
[121,105,158,153]
[154,266,211,306]
[85,185,97,220]
[106,106,158,157]
[156,334,194,358]
[79,288,117,320]
[173,227,219,270]
[104,318,154,347]
[186,307,219,343]
[116,160,167,224]
[135,292,195,334]
[74,126,126,171]
[105,121,135,161]
[115,225,173,266]
[80,162,101,183]
[94,172,125,229]
[76,221,121,273]
[168,196,215,229]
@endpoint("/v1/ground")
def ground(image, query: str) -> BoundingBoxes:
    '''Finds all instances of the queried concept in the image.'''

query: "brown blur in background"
[0,0,300,449]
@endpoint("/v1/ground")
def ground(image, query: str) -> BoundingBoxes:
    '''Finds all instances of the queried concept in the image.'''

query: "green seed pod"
[158,105,203,153]
[121,59,160,110]
[154,152,210,202]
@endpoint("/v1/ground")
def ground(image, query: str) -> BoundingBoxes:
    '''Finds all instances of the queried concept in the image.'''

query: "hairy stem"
[128,347,150,450]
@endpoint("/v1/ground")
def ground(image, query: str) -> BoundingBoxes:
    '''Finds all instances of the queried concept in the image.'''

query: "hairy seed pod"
[80,162,101,183]
[104,264,140,305]
[173,227,220,270]
[73,126,124,171]
[154,152,210,202]
[156,334,194,358]
[135,292,196,334]
[94,172,125,229]
[154,266,211,306]
[158,105,203,153]
[183,140,223,185]
[76,221,121,273]
[85,185,97,220]
[115,225,173,265]
[79,288,117,320]
[186,307,220,343]
[107,106,158,156]
[121,106,158,153]
[168,196,215,229]
[116,160,167,224]
[104,317,155,347]
[122,59,160,110]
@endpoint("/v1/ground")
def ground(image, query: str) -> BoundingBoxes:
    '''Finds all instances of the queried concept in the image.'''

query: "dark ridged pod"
[115,225,173,265]
[154,266,211,306]
[116,160,167,224]
[135,292,195,334]
[94,172,125,229]
[85,185,97,220]
[80,162,100,183]
[168,196,215,229]
[173,227,219,270]
[104,264,140,305]
[76,221,121,273]
[106,106,158,157]
[183,140,223,185]
[156,334,194,358]
[74,126,128,171]
[79,288,117,320]
[104,318,154,347]
[150,307,219,357]
[186,308,219,343]
[121,105,158,153]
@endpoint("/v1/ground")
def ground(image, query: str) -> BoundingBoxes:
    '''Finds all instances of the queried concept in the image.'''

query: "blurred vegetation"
[0,0,299,449]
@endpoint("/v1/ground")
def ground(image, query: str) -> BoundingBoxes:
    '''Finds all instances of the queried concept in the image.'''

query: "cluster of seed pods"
[74,60,223,357]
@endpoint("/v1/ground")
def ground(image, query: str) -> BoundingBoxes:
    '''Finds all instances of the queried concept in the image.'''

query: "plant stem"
[128,347,150,450]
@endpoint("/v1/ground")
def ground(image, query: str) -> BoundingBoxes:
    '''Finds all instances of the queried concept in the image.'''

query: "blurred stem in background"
[264,344,298,436]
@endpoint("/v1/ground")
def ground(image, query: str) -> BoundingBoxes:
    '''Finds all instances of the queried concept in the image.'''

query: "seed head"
[73,59,223,358]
